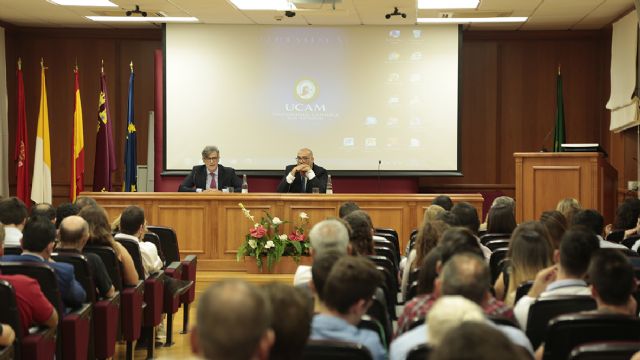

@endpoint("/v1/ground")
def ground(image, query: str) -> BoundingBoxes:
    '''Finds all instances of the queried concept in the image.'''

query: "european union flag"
[123,62,137,192]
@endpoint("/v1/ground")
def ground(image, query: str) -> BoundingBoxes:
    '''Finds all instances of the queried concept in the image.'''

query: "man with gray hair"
[178,145,242,192]
[293,218,350,286]
[191,280,274,360]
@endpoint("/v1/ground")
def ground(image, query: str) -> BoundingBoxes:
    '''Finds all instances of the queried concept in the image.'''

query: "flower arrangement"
[236,203,311,272]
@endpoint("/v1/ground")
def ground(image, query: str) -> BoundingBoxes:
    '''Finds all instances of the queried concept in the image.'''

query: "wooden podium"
[514,152,617,223]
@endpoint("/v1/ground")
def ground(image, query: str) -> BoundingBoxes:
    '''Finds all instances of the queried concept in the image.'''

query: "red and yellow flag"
[70,66,85,201]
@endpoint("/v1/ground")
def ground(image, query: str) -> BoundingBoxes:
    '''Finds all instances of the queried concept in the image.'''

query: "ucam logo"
[285,103,327,112]
[294,79,318,102]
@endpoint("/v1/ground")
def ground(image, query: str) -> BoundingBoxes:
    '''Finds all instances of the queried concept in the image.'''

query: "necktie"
[302,176,307,193]
[210,172,217,190]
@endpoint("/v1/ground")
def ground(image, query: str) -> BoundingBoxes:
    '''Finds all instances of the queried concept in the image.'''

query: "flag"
[70,66,85,201]
[93,62,117,192]
[123,62,137,192]
[14,58,30,206]
[553,67,566,152]
[31,59,52,204]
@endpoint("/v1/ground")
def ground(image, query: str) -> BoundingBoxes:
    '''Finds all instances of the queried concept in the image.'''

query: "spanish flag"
[70,66,85,201]
[31,59,52,204]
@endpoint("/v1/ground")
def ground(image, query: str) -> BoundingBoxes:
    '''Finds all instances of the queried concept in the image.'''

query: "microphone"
[540,128,554,152]
[377,160,382,193]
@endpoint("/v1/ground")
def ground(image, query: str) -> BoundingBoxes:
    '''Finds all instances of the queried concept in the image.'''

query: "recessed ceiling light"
[417,17,527,23]
[86,16,199,23]
[418,0,479,10]
[229,0,296,10]
[48,0,117,6]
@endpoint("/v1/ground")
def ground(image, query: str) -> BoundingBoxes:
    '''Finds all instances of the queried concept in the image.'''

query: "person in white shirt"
[513,227,600,329]
[572,209,628,250]
[0,197,28,248]
[114,205,163,278]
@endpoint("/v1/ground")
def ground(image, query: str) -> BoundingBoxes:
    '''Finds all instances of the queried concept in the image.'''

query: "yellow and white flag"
[31,61,52,204]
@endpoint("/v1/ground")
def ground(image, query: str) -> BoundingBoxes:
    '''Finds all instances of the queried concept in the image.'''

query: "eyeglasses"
[204,156,219,162]
[296,156,311,161]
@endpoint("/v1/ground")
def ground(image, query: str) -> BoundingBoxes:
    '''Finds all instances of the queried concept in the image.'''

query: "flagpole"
[17,57,21,71]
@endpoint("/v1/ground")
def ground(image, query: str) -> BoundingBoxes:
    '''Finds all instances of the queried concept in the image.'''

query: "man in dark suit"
[1,216,86,312]
[178,145,243,192]
[276,148,328,193]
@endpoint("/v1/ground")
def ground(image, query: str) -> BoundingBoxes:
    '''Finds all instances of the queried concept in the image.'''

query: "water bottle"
[326,174,333,194]
[241,174,249,193]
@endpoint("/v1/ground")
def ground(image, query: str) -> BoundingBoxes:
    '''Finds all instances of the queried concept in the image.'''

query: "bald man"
[58,216,115,298]
[276,148,328,193]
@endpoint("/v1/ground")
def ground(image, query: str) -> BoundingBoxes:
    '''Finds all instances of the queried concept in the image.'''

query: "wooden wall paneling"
[531,166,581,219]
[156,204,208,255]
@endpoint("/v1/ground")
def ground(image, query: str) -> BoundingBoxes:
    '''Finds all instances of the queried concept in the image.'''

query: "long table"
[84,192,484,271]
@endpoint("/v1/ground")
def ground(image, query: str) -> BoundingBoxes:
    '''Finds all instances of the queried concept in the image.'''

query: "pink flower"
[288,230,305,242]
[250,225,267,239]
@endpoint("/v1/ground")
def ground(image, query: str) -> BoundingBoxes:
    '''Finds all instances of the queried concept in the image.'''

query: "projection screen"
[165,24,460,175]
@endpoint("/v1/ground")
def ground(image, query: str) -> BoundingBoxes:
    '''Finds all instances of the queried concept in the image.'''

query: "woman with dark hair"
[343,210,375,256]
[539,210,567,249]
[79,205,139,286]
[607,198,640,241]
[486,204,517,235]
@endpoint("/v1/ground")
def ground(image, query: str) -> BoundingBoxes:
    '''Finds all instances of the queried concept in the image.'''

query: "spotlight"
[385,7,406,19]
[285,10,296,17]
[125,5,147,17]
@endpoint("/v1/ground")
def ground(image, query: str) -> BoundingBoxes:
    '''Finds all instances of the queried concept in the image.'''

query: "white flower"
[254,223,260,228]
[279,234,288,241]
[239,203,255,221]
[272,217,283,225]
[300,212,309,219]
[265,240,275,249]
[248,240,257,249]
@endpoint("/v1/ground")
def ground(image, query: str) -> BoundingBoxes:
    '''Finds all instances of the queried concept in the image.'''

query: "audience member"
[293,219,350,286]
[310,256,385,360]
[79,205,139,286]
[310,251,346,307]
[343,210,375,256]
[391,254,532,360]
[494,221,554,305]
[338,201,360,218]
[556,197,580,226]
[191,280,274,360]
[434,210,459,227]
[572,209,627,249]
[0,322,15,347]
[114,206,163,278]
[1,217,86,310]
[0,197,28,248]
[262,283,313,360]
[74,196,98,210]
[486,204,517,235]
[57,215,115,298]
[539,210,567,249]
[0,223,58,336]
[479,196,515,232]
[431,322,529,360]
[55,202,79,229]
[31,203,56,224]
[431,195,453,211]
[514,227,600,329]
[450,202,491,259]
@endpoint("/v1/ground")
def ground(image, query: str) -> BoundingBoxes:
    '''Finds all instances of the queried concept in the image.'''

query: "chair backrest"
[375,228,399,243]
[480,233,512,245]
[114,237,145,281]
[569,341,640,360]
[373,232,400,264]
[373,246,397,270]
[605,230,625,243]
[406,280,419,302]
[515,280,534,304]
[621,235,640,249]
[2,247,22,256]
[373,265,396,318]
[83,245,123,291]
[526,295,597,349]
[51,252,96,303]
[0,261,64,317]
[373,238,397,259]
[485,239,511,252]
[0,280,24,341]
[302,340,373,360]
[544,313,640,360]
[619,248,639,257]
[364,292,391,347]
[146,226,181,265]
[142,232,166,266]
[406,343,432,360]
[408,267,420,285]
[368,256,398,294]
[357,315,387,349]
[489,248,508,284]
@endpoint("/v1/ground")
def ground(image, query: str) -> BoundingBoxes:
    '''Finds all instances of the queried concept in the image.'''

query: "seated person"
[572,209,627,249]
[0,197,28,248]
[114,206,162,278]
[276,148,327,193]
[431,322,530,360]
[310,256,386,360]
[57,216,115,298]
[0,323,15,347]
[1,217,86,311]
[31,203,56,225]
[178,145,242,193]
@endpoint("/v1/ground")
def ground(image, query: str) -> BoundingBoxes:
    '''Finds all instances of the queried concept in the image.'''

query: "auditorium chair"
[0,343,13,360]
[146,225,197,333]
[357,315,386,349]
[363,290,391,347]
[52,251,120,359]
[0,262,92,360]
[374,230,400,265]
[374,246,397,271]
[484,239,511,252]
[543,313,640,360]
[569,341,640,360]
[605,230,625,243]
[405,280,419,302]
[84,245,144,360]
[302,339,373,360]
[368,255,398,289]
[525,295,597,349]
[479,233,511,245]
[372,264,397,319]
[2,247,22,256]
[142,232,166,265]
[621,235,640,249]
[406,344,431,360]
[0,279,56,360]
[489,248,509,284]
[514,280,534,304]
[373,238,399,264]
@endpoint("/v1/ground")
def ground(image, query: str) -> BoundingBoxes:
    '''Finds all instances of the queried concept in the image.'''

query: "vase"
[244,255,312,274]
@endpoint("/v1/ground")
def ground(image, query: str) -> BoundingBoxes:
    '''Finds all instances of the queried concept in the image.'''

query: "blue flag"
[123,63,137,192]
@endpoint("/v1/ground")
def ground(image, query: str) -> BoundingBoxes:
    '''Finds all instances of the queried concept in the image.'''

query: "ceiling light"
[86,16,199,22]
[418,0,479,9]
[229,0,296,11]
[48,0,117,6]
[417,17,527,23]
